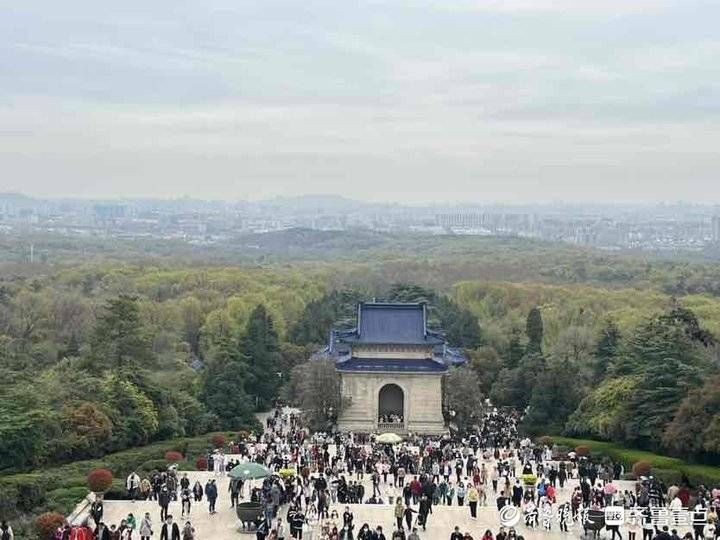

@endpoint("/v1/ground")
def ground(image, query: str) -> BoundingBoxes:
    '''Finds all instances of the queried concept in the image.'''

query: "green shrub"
[652,468,684,487]
[137,459,168,474]
[553,436,720,488]
[45,486,90,514]
[0,473,47,512]
[0,430,252,525]
[104,478,128,500]
[681,465,720,487]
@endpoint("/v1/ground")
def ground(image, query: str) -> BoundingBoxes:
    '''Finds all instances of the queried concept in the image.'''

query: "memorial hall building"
[325,302,465,435]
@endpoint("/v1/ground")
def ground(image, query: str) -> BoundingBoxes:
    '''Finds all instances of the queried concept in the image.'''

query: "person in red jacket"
[409,478,422,505]
[546,484,556,503]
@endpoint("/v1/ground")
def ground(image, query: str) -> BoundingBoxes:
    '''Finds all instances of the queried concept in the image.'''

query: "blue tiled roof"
[336,357,448,373]
[338,302,443,345]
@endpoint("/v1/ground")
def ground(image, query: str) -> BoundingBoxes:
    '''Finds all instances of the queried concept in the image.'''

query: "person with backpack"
[139,513,153,540]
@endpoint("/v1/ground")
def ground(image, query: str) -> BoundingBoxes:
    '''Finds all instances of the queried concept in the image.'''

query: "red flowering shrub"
[87,468,113,493]
[575,445,591,457]
[35,511,65,538]
[165,450,183,462]
[211,434,226,448]
[196,456,208,470]
[632,461,652,477]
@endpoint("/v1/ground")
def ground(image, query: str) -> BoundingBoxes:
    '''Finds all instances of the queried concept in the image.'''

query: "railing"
[377,422,405,431]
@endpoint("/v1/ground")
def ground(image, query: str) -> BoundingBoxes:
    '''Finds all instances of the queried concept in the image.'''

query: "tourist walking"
[126,472,141,501]
[395,498,404,530]
[192,480,203,502]
[159,486,171,522]
[160,515,180,540]
[139,513,153,540]
[468,485,479,519]
[206,479,218,514]
[181,487,192,517]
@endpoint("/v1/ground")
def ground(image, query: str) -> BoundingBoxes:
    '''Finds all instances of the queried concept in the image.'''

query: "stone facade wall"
[352,344,432,359]
[337,371,446,435]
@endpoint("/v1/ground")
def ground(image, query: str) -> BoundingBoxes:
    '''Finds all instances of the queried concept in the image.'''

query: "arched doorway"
[378,383,404,426]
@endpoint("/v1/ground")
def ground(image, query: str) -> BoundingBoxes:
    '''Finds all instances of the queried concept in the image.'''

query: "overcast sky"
[0,0,718,203]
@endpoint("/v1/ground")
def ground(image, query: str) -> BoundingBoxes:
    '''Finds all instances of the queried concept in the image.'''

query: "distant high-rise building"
[712,215,720,243]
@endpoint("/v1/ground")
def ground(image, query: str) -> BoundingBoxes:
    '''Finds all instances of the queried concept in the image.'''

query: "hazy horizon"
[1,1,719,203]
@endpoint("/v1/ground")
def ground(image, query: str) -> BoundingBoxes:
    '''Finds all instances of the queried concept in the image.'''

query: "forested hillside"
[1,235,719,475]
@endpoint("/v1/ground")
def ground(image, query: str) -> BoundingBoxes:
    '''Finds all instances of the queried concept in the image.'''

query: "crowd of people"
[47,512,195,540]
[378,414,404,425]
[19,406,720,540]
[233,408,720,540]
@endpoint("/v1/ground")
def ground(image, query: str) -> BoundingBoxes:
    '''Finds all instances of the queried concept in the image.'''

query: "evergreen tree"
[489,366,531,408]
[385,284,483,348]
[623,357,701,448]
[243,304,282,410]
[506,328,525,369]
[90,295,152,370]
[591,319,620,384]
[663,375,720,458]
[526,306,544,354]
[521,362,580,435]
[437,297,483,349]
[200,334,254,428]
[618,305,713,449]
[289,289,362,345]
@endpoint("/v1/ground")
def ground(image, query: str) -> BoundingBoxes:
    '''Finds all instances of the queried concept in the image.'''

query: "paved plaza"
[74,463,695,540]
[69,411,701,539]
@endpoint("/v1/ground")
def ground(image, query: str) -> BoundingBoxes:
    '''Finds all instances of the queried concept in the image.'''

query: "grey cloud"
[0,0,718,202]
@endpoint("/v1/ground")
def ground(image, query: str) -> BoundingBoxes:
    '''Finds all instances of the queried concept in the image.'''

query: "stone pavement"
[76,467,696,540]
[71,410,697,539]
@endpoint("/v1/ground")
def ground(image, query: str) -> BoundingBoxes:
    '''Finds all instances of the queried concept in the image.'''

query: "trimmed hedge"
[553,436,720,487]
[0,426,259,539]
[0,431,232,520]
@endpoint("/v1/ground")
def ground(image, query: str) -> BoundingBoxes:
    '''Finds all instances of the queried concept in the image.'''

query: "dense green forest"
[1,232,720,477]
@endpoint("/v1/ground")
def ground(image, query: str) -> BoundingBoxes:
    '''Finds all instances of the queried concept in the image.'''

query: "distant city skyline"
[1,1,719,203]
[3,191,720,209]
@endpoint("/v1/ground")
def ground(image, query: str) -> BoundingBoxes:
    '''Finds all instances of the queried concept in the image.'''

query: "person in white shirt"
[213,451,225,475]
[126,472,141,501]
[669,495,683,512]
